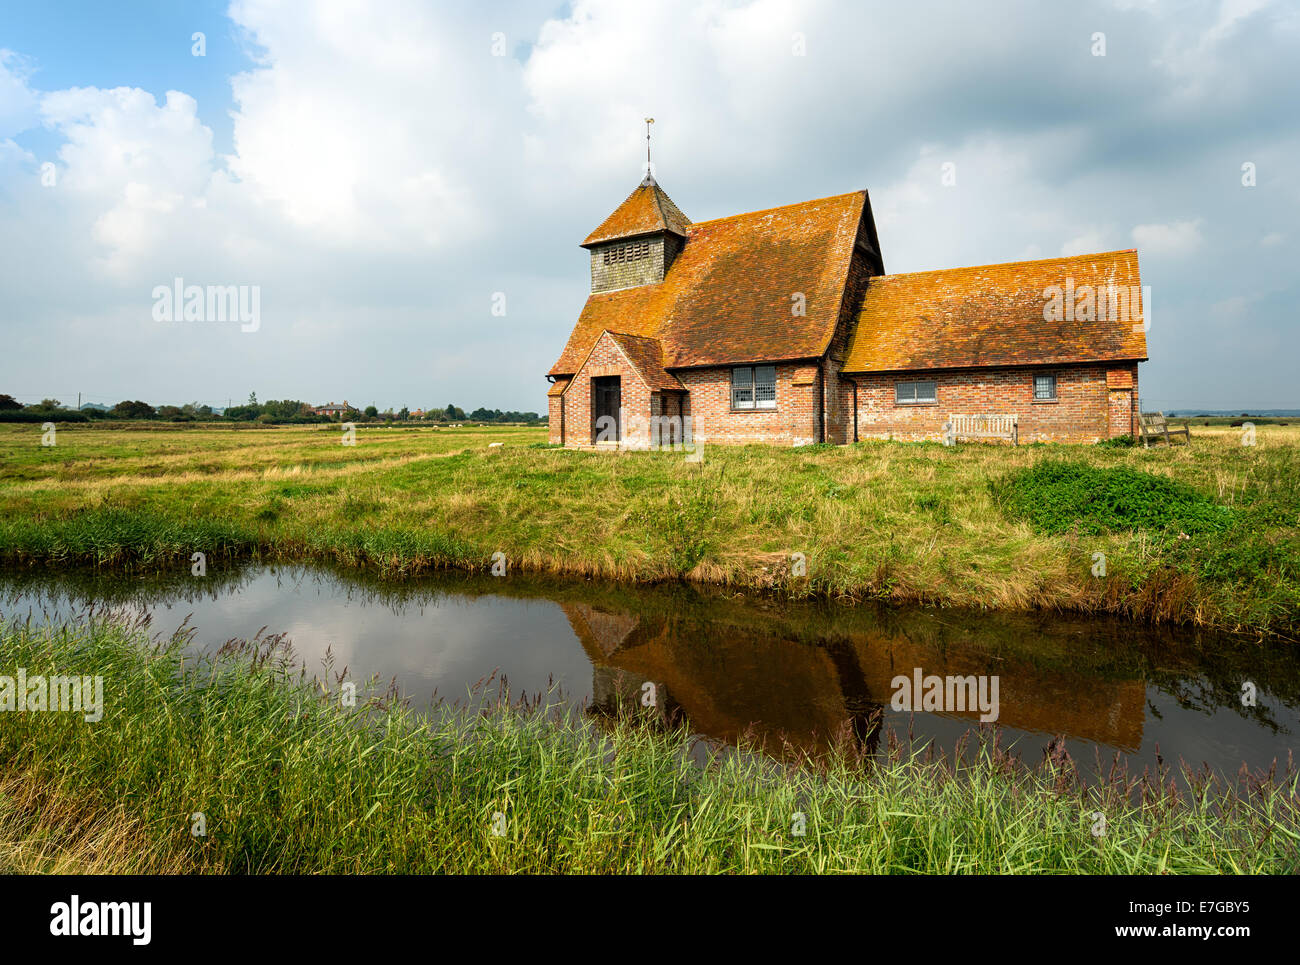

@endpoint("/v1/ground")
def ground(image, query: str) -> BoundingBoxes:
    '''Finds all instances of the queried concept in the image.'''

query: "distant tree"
[111,400,156,419]
[261,399,307,420]
[503,410,542,423]
[248,392,258,407]
[157,405,184,420]
[0,394,20,410]
[445,403,465,421]
[398,406,409,421]
[364,405,379,419]
[38,398,62,410]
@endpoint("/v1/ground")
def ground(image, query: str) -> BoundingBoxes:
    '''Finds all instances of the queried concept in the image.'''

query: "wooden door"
[593,376,621,442]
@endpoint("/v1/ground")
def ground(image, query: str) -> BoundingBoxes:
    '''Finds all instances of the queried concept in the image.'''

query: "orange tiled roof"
[843,250,1148,373]
[552,190,869,374]
[604,332,685,391]
[546,377,571,398]
[581,176,691,247]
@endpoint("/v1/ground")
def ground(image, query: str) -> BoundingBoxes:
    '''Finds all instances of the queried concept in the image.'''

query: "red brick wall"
[560,332,654,446]
[557,357,1140,446]
[547,394,564,444]
[850,364,1139,443]
[1106,363,1140,438]
[677,364,820,445]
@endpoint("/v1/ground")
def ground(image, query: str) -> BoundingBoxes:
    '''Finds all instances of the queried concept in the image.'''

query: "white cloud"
[0,0,1297,412]
[0,136,34,174]
[1131,218,1203,256]
[37,87,214,275]
[224,0,500,250]
[1061,230,1113,257]
[874,136,1090,271]
[0,50,39,137]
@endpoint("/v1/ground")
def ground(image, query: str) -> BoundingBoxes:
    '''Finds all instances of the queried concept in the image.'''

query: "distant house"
[312,400,349,418]
[410,408,425,419]
[546,175,1146,446]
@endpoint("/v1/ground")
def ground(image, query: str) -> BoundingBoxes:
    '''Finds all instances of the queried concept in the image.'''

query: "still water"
[2,563,1296,780]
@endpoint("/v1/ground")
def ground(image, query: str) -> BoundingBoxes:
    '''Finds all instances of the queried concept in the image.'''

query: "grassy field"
[0,421,1297,635]
[2,615,1295,874]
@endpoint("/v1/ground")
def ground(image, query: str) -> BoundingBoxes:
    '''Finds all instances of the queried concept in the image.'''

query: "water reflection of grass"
[2,615,1296,875]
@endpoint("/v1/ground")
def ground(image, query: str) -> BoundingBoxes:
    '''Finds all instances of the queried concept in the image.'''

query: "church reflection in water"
[3,562,1292,778]
[564,601,1146,759]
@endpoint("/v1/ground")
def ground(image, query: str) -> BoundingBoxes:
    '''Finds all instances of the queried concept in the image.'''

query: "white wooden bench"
[946,413,1018,445]
[1138,411,1190,448]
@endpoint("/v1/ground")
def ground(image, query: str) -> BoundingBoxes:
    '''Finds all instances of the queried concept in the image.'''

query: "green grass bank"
[0,616,1297,874]
[1,423,1298,635]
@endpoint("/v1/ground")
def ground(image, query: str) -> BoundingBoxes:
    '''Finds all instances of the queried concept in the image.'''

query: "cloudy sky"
[1,0,1296,414]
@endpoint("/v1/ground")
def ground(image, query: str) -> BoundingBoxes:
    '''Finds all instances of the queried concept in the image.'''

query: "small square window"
[731,366,778,410]
[1034,374,1058,401]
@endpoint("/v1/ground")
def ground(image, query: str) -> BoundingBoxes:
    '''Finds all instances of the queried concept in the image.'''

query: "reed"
[1,615,1296,874]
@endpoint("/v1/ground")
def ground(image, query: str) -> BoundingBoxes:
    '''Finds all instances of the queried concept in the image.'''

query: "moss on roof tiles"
[843,250,1148,373]
[581,176,692,247]
[605,332,684,391]
[552,190,868,375]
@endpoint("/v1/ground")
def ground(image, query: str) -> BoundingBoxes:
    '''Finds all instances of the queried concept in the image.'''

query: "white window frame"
[732,366,777,410]
[1033,373,1058,401]
[895,380,937,404]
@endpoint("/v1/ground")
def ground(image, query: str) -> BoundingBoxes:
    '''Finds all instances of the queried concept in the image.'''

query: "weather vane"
[645,117,654,172]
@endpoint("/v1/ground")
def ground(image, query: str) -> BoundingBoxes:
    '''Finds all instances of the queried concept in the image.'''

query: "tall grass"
[1,615,1296,874]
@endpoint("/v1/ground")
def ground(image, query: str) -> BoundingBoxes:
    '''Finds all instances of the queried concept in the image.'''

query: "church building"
[546,173,1146,448]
